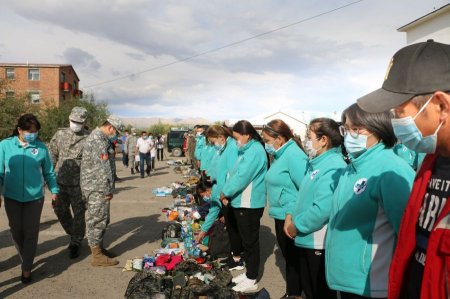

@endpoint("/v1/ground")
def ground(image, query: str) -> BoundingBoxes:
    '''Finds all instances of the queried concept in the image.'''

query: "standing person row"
[49,107,90,259]
[357,40,450,299]
[221,120,268,293]
[262,119,307,298]
[286,118,346,299]
[0,114,59,283]
[81,115,125,267]
[136,131,153,178]
[126,128,139,174]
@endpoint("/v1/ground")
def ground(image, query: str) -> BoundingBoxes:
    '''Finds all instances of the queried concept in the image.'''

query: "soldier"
[49,106,90,259]
[80,115,124,267]
[126,128,139,174]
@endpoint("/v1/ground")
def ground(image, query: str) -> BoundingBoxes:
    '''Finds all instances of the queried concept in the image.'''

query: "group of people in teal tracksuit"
[194,103,420,297]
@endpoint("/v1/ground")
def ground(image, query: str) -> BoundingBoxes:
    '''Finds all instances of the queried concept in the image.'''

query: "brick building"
[0,63,82,106]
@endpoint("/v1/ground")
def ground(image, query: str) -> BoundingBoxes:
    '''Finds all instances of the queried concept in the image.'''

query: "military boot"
[101,247,118,258]
[90,246,119,267]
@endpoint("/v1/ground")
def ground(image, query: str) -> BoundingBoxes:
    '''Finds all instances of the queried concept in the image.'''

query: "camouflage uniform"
[187,132,197,166]
[126,131,139,172]
[49,107,89,247]
[80,127,117,247]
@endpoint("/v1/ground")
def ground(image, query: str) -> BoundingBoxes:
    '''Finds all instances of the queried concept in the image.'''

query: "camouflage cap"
[131,127,136,133]
[107,115,125,133]
[69,106,88,123]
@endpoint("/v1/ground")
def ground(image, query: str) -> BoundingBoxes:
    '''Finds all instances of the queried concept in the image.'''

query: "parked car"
[167,128,188,157]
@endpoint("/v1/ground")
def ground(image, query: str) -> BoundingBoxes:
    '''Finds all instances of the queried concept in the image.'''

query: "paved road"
[0,156,287,298]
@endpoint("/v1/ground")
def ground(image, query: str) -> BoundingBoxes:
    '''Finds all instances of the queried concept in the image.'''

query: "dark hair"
[196,180,213,195]
[262,119,304,151]
[342,103,396,148]
[308,118,343,149]
[13,113,41,136]
[140,131,147,135]
[206,124,233,139]
[201,125,209,132]
[232,120,263,144]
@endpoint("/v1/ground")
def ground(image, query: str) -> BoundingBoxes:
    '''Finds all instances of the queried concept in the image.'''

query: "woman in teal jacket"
[0,114,59,284]
[325,104,415,299]
[286,118,346,299]
[262,119,307,298]
[221,120,268,293]
[195,125,238,244]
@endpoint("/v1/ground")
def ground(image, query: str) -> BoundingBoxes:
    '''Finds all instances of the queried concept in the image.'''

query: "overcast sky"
[1,0,448,121]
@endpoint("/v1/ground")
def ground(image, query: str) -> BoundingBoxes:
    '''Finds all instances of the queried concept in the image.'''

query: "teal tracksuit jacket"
[194,135,205,161]
[222,139,268,209]
[265,139,308,220]
[0,136,59,202]
[392,143,425,171]
[325,143,415,297]
[289,147,346,249]
[200,144,216,173]
[201,137,239,232]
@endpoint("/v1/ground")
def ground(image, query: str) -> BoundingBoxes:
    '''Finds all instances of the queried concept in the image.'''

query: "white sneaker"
[232,272,247,284]
[232,277,258,293]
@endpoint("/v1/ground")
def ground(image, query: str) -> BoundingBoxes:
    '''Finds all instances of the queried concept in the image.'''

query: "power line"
[84,0,365,89]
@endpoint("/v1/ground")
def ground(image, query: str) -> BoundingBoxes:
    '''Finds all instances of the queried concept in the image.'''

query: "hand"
[105,194,113,201]
[195,231,206,243]
[219,216,225,224]
[221,198,229,207]
[51,194,58,208]
[284,215,297,240]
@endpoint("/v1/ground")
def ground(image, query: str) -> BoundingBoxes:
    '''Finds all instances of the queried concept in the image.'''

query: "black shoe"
[131,168,135,174]
[69,244,80,259]
[135,166,139,172]
[141,175,144,178]
[226,258,245,271]
[21,273,32,284]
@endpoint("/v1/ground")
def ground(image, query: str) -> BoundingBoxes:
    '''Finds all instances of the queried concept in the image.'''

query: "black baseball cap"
[357,40,450,113]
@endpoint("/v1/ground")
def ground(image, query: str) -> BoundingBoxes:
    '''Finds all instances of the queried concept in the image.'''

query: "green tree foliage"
[0,81,109,141]
[147,121,172,136]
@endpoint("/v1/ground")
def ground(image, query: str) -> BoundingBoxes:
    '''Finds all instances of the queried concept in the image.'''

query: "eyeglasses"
[339,125,362,138]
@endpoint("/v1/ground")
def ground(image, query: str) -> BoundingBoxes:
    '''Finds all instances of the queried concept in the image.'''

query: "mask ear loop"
[413,95,434,120]
[433,121,444,135]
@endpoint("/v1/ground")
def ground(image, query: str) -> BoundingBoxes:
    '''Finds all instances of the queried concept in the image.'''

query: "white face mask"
[304,140,319,158]
[70,121,83,133]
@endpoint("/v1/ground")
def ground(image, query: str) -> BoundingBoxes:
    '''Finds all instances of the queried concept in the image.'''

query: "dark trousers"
[157,148,164,160]
[4,198,44,272]
[339,292,385,299]
[151,157,155,170]
[221,205,242,257]
[299,247,336,299]
[233,207,264,280]
[139,152,151,177]
[274,219,303,297]
[122,151,129,167]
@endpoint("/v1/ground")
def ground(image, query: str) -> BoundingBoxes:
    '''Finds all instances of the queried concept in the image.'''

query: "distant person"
[81,115,124,267]
[325,104,415,299]
[49,106,89,259]
[357,40,450,299]
[0,114,59,283]
[121,129,129,167]
[136,131,152,178]
[187,130,197,166]
[156,134,165,161]
[126,128,139,174]
[262,119,307,298]
[150,135,157,170]
[194,125,206,169]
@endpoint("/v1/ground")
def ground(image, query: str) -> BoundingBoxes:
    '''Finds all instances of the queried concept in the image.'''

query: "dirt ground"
[0,154,287,299]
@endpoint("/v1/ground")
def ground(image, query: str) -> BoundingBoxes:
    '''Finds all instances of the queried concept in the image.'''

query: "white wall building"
[397,3,450,44]
[263,111,309,139]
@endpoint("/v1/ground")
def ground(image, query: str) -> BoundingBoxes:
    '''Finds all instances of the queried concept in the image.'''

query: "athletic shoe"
[232,277,258,293]
[232,273,247,284]
[227,258,245,271]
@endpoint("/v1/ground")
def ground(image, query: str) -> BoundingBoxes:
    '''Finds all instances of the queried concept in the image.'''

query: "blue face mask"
[214,142,224,151]
[265,143,276,155]
[24,132,38,143]
[391,96,443,154]
[344,133,368,158]
[203,196,211,202]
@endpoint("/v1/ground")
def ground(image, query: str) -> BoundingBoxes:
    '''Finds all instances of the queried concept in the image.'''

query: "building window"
[6,68,15,80]
[73,81,77,89]
[29,91,40,104]
[60,72,65,82]
[28,68,40,81]
[6,91,14,98]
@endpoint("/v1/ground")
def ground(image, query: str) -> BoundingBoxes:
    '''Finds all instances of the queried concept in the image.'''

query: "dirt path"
[0,156,287,298]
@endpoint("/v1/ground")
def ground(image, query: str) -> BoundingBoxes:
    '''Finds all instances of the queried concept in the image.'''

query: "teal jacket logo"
[310,169,320,180]
[353,178,368,195]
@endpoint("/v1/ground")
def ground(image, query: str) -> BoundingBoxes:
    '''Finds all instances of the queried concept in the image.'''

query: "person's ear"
[434,91,450,123]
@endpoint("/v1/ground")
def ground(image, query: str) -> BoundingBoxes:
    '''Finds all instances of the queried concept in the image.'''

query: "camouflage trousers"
[85,191,110,247]
[128,152,136,169]
[53,185,86,246]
